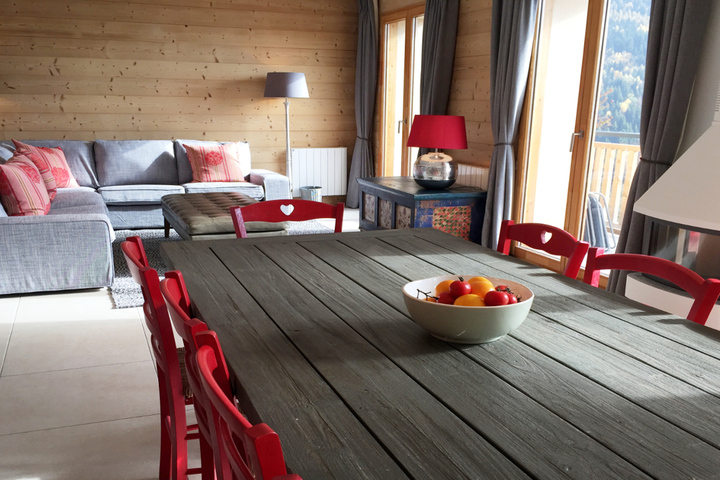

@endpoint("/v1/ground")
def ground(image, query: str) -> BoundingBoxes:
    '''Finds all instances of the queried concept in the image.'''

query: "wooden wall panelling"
[0,0,358,178]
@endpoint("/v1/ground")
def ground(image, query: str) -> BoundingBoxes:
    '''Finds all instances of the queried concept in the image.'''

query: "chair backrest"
[120,235,150,283]
[196,331,296,480]
[231,199,344,238]
[583,247,720,325]
[497,220,590,279]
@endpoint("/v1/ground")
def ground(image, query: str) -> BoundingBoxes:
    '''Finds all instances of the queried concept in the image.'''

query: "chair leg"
[159,414,171,480]
[199,434,216,480]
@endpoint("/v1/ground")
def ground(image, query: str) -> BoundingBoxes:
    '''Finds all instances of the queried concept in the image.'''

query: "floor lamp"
[264,72,309,197]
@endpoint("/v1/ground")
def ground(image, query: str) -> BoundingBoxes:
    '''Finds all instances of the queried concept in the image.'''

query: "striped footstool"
[161,192,288,240]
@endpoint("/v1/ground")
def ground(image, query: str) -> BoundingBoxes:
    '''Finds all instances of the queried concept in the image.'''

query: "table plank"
[160,241,411,479]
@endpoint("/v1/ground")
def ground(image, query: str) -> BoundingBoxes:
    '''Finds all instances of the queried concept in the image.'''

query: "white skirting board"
[290,147,348,198]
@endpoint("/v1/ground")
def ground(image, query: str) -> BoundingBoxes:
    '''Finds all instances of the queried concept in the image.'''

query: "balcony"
[584,132,641,253]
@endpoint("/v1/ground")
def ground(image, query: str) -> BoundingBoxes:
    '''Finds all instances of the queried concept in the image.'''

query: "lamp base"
[413,153,457,189]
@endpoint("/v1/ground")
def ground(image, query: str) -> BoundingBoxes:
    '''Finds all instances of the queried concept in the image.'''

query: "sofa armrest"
[248,169,291,201]
[0,214,115,295]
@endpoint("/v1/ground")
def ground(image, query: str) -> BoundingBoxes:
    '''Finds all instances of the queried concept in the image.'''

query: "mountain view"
[595,0,652,145]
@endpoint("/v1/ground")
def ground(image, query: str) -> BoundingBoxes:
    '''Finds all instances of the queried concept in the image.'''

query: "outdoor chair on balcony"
[196,331,302,480]
[583,247,720,325]
[585,192,617,251]
[498,220,590,279]
[231,199,344,238]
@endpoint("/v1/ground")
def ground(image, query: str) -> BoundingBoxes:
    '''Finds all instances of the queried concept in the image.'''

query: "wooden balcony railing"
[586,141,641,234]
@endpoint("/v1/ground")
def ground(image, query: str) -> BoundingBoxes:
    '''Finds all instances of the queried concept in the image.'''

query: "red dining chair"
[120,237,210,480]
[160,270,218,480]
[583,247,720,325]
[498,220,590,279]
[195,331,302,480]
[230,199,344,238]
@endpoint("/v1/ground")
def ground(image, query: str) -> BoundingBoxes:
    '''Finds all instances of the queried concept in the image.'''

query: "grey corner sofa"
[0,139,291,296]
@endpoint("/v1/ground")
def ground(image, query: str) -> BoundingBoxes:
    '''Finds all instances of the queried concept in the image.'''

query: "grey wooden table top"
[160,228,720,480]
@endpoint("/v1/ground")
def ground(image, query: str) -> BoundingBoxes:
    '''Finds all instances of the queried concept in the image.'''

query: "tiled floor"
[0,207,360,480]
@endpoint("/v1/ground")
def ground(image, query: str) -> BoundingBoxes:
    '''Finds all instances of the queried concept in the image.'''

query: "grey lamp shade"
[264,72,309,98]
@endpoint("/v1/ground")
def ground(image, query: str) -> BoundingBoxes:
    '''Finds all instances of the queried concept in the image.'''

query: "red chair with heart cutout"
[195,331,302,480]
[583,247,720,325]
[230,199,344,238]
[121,236,211,480]
[497,220,590,279]
[160,270,219,479]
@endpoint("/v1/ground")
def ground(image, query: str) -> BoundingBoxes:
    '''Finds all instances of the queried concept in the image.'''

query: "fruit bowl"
[402,275,534,344]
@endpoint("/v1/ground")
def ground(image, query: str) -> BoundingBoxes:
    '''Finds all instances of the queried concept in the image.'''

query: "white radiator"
[290,147,348,197]
[457,164,490,189]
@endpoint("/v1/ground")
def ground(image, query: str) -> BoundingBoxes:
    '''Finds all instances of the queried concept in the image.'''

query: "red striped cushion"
[13,140,80,189]
[0,154,52,216]
[183,142,246,182]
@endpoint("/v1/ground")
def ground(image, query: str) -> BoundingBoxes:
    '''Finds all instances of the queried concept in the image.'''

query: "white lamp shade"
[633,121,720,234]
[264,72,309,98]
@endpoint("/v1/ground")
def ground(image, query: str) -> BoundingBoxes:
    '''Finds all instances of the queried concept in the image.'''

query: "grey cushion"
[0,140,99,188]
[99,184,185,205]
[51,188,106,212]
[107,205,165,229]
[182,181,264,200]
[174,139,252,184]
[95,140,177,186]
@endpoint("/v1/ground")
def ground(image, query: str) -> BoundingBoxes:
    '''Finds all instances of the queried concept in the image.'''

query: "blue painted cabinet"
[357,176,486,243]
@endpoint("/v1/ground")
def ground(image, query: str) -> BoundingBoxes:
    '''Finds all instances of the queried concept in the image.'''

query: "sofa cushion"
[183,142,248,183]
[12,140,59,200]
[51,188,107,212]
[175,140,252,184]
[0,154,52,216]
[95,140,177,186]
[98,184,185,205]
[0,140,98,188]
[182,181,264,200]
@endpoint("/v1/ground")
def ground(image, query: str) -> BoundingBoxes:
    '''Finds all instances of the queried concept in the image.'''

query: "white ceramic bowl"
[402,275,534,344]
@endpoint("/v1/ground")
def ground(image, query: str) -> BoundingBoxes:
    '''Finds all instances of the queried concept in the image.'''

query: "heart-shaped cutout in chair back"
[280,204,295,216]
[540,230,553,244]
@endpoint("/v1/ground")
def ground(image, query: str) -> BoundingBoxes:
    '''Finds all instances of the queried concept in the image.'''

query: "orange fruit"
[454,294,486,306]
[467,276,494,286]
[469,279,495,299]
[435,279,454,295]
[424,296,438,303]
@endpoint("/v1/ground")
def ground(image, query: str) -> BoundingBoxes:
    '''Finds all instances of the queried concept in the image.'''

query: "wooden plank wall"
[0,0,358,174]
[379,0,493,168]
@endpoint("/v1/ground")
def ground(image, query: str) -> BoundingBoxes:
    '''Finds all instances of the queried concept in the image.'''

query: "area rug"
[110,221,333,309]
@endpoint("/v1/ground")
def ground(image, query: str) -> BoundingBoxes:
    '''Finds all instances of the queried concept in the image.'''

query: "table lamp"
[406,115,468,189]
[264,72,309,195]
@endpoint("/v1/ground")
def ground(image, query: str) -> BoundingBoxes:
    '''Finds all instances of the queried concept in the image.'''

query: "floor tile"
[0,296,19,375]
[0,361,159,436]
[0,415,161,480]
[13,288,126,323]
[2,312,150,376]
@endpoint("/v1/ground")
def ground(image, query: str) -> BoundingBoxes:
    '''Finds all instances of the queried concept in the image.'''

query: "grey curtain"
[607,0,711,293]
[420,0,460,116]
[481,0,539,249]
[346,0,379,209]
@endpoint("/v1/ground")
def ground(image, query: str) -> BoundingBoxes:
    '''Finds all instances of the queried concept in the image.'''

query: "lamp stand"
[283,97,293,196]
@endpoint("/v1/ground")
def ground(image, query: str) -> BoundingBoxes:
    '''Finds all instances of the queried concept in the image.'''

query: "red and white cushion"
[13,140,80,189]
[0,153,52,216]
[183,142,246,182]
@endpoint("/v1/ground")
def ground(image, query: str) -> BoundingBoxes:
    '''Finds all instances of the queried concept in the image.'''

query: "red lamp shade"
[406,115,468,150]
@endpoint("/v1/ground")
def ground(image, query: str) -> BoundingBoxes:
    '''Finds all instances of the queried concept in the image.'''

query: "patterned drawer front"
[396,205,412,229]
[379,198,392,229]
[432,206,472,240]
[363,192,376,222]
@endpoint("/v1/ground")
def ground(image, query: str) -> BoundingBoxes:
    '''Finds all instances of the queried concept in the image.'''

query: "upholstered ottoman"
[161,192,288,240]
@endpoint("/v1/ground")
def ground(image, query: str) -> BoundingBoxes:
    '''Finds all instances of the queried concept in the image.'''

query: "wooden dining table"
[160,227,720,480]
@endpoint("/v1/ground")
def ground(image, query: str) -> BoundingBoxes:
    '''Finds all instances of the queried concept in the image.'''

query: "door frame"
[513,0,608,278]
[377,3,425,178]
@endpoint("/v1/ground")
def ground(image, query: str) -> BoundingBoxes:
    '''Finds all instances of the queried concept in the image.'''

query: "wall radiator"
[290,147,348,197]
[457,164,490,190]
